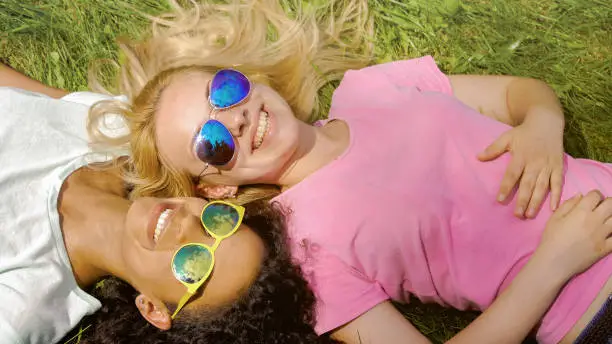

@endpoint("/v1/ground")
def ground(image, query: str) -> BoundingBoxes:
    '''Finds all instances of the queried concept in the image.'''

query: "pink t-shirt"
[272,56,612,344]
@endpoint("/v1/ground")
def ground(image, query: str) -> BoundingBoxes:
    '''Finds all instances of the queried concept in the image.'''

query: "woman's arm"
[333,192,612,344]
[449,75,564,129]
[332,301,429,344]
[0,63,68,98]
[332,255,566,344]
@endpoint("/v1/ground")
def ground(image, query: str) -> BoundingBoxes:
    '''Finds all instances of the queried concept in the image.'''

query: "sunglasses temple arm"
[198,163,210,177]
[171,292,195,319]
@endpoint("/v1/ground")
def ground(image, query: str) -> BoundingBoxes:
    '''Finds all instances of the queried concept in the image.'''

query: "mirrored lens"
[172,244,213,284]
[209,69,250,109]
[194,120,235,166]
[202,203,240,237]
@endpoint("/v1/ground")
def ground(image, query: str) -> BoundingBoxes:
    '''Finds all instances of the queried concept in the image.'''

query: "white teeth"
[153,209,173,243]
[254,111,269,149]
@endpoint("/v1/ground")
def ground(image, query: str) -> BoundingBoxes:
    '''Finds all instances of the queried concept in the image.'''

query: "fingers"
[554,193,582,218]
[577,190,604,212]
[550,168,564,211]
[604,211,612,254]
[593,196,612,223]
[514,166,538,217]
[525,170,552,218]
[498,157,524,203]
[606,238,612,256]
[478,133,510,162]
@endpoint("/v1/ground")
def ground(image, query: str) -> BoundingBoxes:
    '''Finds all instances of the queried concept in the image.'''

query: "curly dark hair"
[71,200,340,344]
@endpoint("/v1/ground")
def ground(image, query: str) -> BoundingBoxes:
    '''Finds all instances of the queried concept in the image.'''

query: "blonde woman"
[89,1,612,343]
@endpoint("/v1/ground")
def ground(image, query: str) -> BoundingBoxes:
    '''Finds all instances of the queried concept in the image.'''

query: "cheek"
[124,205,143,241]
[227,147,293,184]
[218,231,265,277]
[123,249,178,295]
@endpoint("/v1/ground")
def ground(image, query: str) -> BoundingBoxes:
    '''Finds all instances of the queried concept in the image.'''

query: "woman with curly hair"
[75,202,333,344]
[87,0,612,343]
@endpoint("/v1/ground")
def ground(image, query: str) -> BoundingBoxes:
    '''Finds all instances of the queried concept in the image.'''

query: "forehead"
[154,72,214,170]
[157,72,213,117]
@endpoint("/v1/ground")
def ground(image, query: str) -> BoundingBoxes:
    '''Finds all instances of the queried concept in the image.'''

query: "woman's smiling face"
[154,71,303,186]
[120,197,265,317]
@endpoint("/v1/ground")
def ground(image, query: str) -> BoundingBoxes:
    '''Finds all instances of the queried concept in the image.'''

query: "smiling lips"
[154,209,174,243]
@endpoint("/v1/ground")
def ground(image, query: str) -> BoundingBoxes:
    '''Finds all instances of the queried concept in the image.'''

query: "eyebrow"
[189,121,203,161]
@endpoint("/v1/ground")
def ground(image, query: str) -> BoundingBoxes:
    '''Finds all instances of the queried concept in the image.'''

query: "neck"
[60,166,131,288]
[277,119,349,188]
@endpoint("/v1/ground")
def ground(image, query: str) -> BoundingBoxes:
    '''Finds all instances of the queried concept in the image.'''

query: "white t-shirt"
[0,88,126,344]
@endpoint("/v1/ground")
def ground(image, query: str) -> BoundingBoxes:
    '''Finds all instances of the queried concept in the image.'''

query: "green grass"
[1,0,610,343]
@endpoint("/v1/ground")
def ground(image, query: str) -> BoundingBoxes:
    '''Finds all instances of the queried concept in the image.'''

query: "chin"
[125,201,147,231]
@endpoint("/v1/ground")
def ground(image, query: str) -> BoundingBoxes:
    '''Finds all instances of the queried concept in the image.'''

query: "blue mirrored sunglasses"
[192,69,251,174]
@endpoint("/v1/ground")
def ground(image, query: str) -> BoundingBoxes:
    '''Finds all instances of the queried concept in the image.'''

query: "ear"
[135,294,172,331]
[195,183,238,199]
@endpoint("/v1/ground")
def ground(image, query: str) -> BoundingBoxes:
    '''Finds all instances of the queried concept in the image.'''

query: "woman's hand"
[443,191,611,344]
[449,75,566,219]
[535,190,612,278]
[478,114,565,218]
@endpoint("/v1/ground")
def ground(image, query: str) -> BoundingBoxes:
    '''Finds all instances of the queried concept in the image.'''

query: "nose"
[177,211,214,245]
[215,107,247,138]
[157,206,206,247]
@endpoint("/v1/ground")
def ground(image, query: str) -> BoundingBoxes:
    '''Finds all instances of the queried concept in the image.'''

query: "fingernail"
[497,194,506,202]
[516,207,524,216]
[526,209,535,218]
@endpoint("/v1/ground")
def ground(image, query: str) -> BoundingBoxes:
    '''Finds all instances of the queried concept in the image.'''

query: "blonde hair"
[87,0,373,203]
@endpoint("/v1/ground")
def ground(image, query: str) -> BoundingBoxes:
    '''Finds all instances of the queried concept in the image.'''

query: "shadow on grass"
[564,115,591,159]
[395,299,538,344]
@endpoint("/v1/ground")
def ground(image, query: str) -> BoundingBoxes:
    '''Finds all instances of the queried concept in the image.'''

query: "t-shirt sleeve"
[303,247,389,335]
[336,55,452,98]
[377,55,452,95]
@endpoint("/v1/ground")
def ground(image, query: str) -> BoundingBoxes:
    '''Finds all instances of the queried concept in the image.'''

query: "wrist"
[527,249,574,286]
[524,107,565,132]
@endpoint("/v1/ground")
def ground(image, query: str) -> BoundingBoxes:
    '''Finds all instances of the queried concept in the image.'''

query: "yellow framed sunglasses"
[170,200,245,319]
